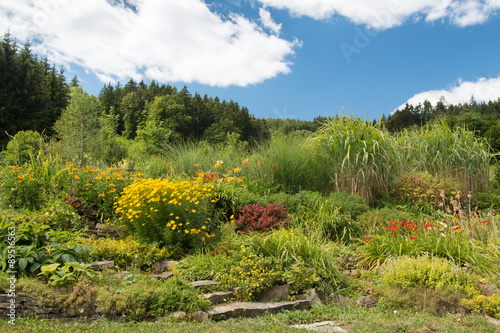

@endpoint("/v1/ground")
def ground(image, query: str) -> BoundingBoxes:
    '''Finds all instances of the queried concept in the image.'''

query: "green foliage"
[0,33,70,148]
[357,207,414,234]
[378,255,477,293]
[396,123,491,197]
[37,261,94,286]
[0,214,91,276]
[54,86,102,167]
[247,228,342,293]
[4,130,45,165]
[308,116,396,202]
[81,236,171,270]
[327,191,369,219]
[357,215,498,274]
[97,276,209,319]
[391,171,461,210]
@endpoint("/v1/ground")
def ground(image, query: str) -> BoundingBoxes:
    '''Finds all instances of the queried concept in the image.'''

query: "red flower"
[409,236,417,241]
[364,237,372,242]
[424,223,432,229]
[453,225,462,232]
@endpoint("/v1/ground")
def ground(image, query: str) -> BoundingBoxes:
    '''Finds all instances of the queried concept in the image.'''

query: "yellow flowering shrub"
[58,163,142,216]
[115,178,219,252]
[462,286,500,319]
[218,246,280,301]
[81,236,171,270]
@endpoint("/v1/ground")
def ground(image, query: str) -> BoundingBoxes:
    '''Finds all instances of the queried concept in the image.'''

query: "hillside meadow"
[1,117,500,332]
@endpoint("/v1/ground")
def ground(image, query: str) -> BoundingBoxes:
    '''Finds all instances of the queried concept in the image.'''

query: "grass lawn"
[3,304,499,333]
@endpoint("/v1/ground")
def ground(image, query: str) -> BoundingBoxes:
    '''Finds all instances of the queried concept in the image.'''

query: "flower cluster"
[115,178,219,251]
[218,246,280,300]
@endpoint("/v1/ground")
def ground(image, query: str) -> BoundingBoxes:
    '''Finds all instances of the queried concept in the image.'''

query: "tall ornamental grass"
[396,122,491,196]
[308,117,396,202]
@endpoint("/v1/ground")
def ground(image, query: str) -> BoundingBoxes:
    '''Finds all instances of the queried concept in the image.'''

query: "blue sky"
[1,0,499,121]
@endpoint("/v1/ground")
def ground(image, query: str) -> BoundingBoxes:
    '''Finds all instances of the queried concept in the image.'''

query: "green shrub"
[4,130,45,166]
[357,207,414,234]
[0,214,91,276]
[327,191,369,219]
[390,171,461,210]
[379,255,477,293]
[249,228,342,293]
[97,277,209,319]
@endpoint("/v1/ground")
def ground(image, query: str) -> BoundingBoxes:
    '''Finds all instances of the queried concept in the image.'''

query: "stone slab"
[292,321,347,332]
[209,300,311,320]
[190,280,221,289]
[204,291,234,304]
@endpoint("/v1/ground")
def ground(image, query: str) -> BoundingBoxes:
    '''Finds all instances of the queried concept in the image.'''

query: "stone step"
[208,300,311,321]
[190,280,221,289]
[204,291,234,304]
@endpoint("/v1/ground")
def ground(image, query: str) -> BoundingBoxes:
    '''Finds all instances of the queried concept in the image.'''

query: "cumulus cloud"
[397,76,500,110]
[259,7,281,34]
[257,0,500,29]
[0,0,299,86]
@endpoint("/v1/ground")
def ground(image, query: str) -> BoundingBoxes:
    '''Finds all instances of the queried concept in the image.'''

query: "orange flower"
[409,236,417,241]
[453,225,462,232]
[364,237,372,242]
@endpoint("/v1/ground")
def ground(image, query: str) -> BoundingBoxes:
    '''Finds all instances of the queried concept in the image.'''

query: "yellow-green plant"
[80,236,171,270]
[115,178,218,251]
[218,247,280,300]
[378,254,477,293]
[462,287,500,319]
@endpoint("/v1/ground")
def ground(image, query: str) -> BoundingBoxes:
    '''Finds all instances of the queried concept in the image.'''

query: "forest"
[1,31,500,332]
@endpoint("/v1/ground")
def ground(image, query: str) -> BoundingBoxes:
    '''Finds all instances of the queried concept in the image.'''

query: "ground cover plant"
[1,117,500,331]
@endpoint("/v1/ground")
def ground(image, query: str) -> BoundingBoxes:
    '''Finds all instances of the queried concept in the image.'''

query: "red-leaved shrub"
[234,203,290,232]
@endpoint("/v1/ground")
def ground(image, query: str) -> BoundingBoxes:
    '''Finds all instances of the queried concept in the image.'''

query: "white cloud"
[259,7,281,34]
[397,76,500,110]
[257,0,500,29]
[0,0,299,87]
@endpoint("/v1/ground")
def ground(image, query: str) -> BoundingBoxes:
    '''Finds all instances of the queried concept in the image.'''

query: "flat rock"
[190,280,220,289]
[485,315,500,326]
[480,284,499,297]
[356,296,377,308]
[193,310,210,323]
[292,321,347,332]
[149,272,174,280]
[92,260,115,271]
[152,260,179,274]
[204,291,234,304]
[209,300,311,320]
[257,285,290,302]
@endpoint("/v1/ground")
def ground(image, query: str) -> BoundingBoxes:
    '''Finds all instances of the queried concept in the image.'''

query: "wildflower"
[453,225,462,232]
[424,224,432,229]
[409,236,417,241]
[215,160,224,169]
[194,164,199,168]
[364,237,372,242]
